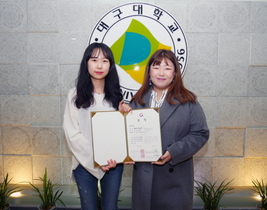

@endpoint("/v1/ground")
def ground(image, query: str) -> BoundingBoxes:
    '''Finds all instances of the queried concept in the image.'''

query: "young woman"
[129,49,209,210]
[63,42,130,210]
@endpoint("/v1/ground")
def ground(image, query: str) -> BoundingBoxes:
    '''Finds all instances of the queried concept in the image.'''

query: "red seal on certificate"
[140,149,145,158]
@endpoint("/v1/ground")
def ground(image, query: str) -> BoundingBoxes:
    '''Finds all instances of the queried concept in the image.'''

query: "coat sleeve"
[167,101,209,166]
[62,88,93,169]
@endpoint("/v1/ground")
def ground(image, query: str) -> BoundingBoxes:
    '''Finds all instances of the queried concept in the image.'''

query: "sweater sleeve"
[62,88,104,178]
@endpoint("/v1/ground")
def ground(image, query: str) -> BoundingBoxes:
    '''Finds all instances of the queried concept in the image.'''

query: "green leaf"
[29,168,66,210]
[195,178,234,210]
[0,173,21,209]
[252,179,267,208]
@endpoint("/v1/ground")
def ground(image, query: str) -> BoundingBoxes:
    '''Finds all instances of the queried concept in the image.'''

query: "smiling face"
[88,48,110,83]
[150,58,175,94]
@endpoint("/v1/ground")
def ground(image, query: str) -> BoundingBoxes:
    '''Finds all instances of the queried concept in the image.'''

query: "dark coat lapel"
[159,99,180,127]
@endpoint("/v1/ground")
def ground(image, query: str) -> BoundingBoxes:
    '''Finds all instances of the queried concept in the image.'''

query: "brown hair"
[131,49,196,105]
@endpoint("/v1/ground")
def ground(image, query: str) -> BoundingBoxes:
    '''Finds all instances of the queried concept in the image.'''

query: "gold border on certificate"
[91,111,128,167]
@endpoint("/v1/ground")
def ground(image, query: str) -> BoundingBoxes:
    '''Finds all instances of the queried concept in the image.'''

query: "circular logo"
[89,2,188,102]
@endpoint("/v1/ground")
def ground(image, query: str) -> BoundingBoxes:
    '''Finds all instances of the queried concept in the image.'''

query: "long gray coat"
[130,88,209,210]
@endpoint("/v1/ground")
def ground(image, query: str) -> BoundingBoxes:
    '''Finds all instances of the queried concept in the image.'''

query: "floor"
[9,185,260,210]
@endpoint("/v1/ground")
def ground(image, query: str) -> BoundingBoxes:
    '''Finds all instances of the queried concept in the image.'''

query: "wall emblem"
[89,2,188,102]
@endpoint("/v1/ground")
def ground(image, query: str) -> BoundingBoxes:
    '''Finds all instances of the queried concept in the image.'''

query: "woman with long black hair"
[63,42,130,210]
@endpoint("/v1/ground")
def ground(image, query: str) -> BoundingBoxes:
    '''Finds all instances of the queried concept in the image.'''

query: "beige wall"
[0,0,267,188]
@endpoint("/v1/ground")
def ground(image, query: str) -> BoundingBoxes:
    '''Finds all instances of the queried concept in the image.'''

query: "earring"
[149,80,152,86]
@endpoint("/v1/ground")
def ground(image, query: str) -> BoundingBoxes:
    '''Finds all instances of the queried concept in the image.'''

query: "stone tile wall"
[0,0,267,195]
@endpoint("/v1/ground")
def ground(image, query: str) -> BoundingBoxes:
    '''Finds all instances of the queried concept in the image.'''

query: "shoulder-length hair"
[131,49,196,105]
[74,42,122,109]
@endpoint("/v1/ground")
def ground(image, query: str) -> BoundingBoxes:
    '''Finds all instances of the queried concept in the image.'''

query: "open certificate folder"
[91,108,162,166]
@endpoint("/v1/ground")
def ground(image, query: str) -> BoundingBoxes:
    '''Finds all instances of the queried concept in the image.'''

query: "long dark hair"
[131,49,196,105]
[74,42,122,109]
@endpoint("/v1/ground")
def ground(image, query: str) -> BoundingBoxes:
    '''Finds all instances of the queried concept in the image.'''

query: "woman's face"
[88,49,110,82]
[149,58,175,92]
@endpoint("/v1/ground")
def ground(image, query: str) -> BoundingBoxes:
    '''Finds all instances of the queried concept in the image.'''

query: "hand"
[152,151,172,165]
[101,159,117,172]
[118,101,132,113]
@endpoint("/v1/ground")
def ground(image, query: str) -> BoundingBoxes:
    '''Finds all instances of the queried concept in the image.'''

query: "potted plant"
[0,173,21,210]
[251,179,267,210]
[195,178,234,210]
[29,168,66,210]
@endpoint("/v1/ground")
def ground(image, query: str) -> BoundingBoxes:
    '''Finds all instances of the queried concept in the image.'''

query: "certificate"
[91,108,162,166]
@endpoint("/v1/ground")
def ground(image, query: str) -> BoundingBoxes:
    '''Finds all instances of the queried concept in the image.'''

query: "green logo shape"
[111,19,171,84]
